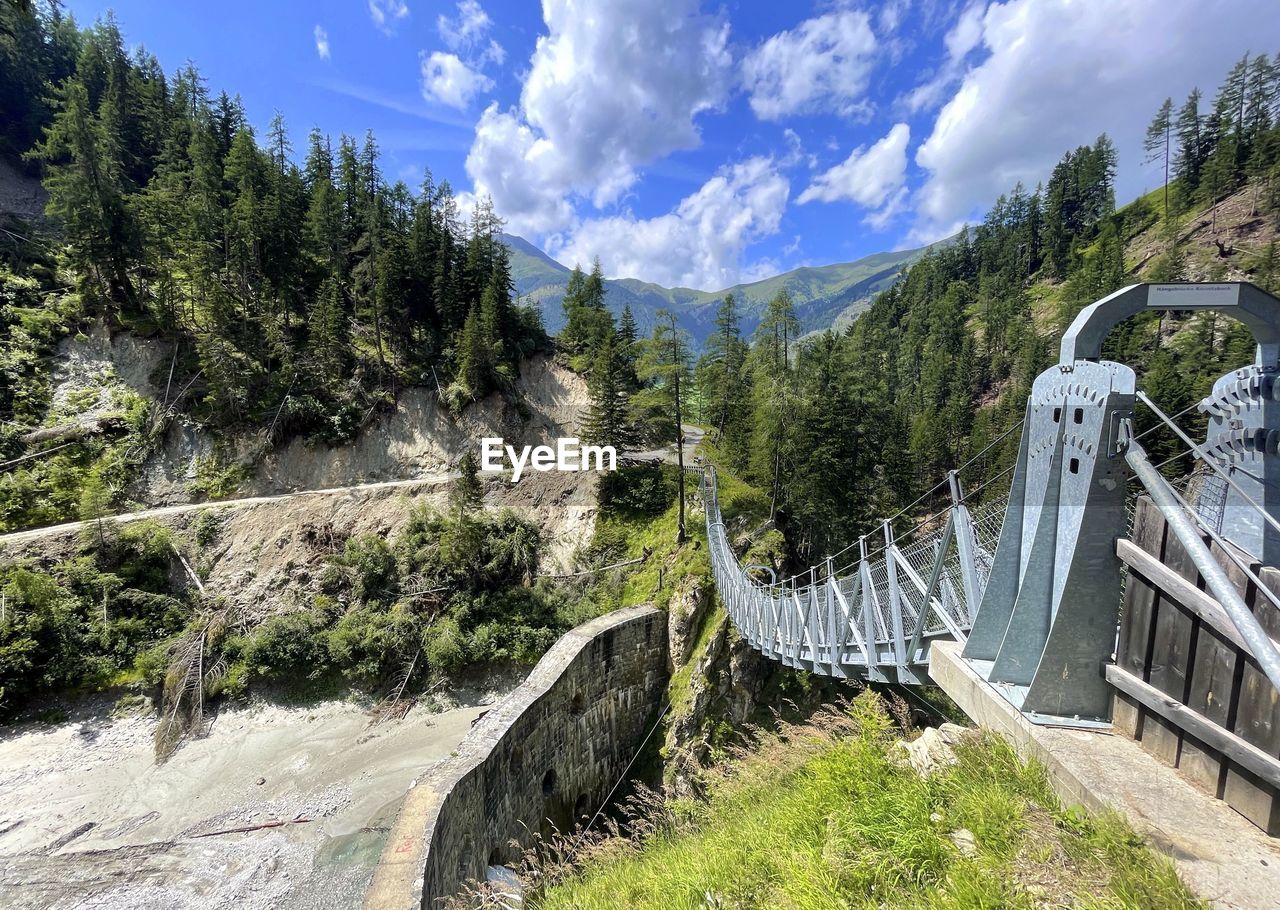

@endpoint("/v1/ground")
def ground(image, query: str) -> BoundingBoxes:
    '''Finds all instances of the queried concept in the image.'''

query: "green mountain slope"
[504,233,937,346]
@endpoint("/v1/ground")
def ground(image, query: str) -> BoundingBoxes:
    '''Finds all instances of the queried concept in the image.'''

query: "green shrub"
[134,637,175,688]
[193,509,225,547]
[326,605,417,682]
[242,609,333,680]
[187,453,250,501]
[339,533,397,604]
[424,616,465,675]
[598,464,673,519]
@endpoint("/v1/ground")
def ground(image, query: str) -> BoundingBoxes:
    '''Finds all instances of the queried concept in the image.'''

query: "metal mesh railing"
[695,451,1010,678]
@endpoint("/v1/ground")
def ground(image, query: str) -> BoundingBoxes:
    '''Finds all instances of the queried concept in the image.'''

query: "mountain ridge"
[502,232,940,345]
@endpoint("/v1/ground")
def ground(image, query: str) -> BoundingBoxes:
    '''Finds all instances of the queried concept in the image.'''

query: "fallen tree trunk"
[20,414,128,446]
[191,818,311,838]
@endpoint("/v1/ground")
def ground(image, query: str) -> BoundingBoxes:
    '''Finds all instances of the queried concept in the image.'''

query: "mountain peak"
[502,232,936,345]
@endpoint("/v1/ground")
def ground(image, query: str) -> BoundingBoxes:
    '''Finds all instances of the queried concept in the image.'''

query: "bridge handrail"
[1123,399,1280,692]
[1124,429,1280,691]
[692,456,1000,679]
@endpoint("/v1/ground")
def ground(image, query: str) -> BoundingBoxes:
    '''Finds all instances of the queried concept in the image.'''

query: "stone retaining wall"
[363,604,668,909]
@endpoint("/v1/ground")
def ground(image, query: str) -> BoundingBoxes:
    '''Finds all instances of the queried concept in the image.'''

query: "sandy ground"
[0,693,501,910]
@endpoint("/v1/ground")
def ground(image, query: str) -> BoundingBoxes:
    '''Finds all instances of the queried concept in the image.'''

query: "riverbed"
[0,693,495,909]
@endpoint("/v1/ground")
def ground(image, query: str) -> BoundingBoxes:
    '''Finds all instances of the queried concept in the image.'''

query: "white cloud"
[799,124,911,223]
[482,39,505,66]
[439,0,492,49]
[368,0,409,35]
[877,0,911,34]
[313,25,330,61]
[465,0,732,237]
[420,51,494,110]
[550,157,789,291]
[780,127,816,169]
[913,0,1280,241]
[903,2,985,113]
[742,10,878,121]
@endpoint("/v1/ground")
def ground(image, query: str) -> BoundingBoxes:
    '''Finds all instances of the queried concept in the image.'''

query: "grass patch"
[525,692,1203,910]
[569,463,712,618]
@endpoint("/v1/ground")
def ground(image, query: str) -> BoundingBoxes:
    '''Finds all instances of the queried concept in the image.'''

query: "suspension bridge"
[367,281,1280,910]
[697,281,1280,836]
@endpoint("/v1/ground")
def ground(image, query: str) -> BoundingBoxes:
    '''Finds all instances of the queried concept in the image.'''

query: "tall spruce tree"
[1145,97,1174,218]
[639,311,691,542]
[581,335,637,451]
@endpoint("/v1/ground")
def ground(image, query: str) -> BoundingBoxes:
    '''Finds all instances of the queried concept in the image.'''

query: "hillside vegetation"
[489,693,1202,910]
[1,6,549,536]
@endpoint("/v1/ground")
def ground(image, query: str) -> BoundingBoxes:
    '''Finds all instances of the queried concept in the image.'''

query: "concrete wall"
[363,604,669,909]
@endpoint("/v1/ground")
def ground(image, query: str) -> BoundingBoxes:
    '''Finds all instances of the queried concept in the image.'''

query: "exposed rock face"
[250,356,586,497]
[662,606,774,800]
[0,158,47,220]
[48,320,165,419]
[667,574,712,668]
[137,353,589,506]
[39,326,586,509]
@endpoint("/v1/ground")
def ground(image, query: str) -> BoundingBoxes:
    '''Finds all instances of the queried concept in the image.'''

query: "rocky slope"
[9,330,596,617]
[43,323,589,508]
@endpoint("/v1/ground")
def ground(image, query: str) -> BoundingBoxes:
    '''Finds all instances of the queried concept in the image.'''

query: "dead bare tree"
[154,606,233,761]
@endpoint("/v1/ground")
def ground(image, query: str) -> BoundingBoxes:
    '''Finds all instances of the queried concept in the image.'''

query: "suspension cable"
[1135,390,1280,539]
[775,417,1026,590]
[1132,397,1202,442]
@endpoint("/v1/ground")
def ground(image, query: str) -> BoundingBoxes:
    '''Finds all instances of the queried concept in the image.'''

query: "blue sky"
[66,0,1280,291]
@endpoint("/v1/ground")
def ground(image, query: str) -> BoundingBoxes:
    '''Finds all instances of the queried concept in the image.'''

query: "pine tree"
[30,75,139,310]
[581,335,638,451]
[560,258,613,355]
[618,303,638,347]
[304,130,343,280]
[757,288,798,373]
[263,112,305,328]
[78,466,115,553]
[1174,88,1205,208]
[1244,54,1275,144]
[449,452,484,519]
[638,311,691,542]
[455,307,492,400]
[1145,98,1174,219]
[703,293,748,443]
[309,277,349,386]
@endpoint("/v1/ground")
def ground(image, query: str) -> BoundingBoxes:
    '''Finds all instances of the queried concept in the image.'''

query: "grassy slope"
[1033,183,1276,331]
[532,693,1203,910]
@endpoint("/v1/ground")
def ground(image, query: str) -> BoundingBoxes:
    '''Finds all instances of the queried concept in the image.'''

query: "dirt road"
[0,473,459,549]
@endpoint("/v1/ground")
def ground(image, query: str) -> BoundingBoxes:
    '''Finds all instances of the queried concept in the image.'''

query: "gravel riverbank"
[0,692,500,909]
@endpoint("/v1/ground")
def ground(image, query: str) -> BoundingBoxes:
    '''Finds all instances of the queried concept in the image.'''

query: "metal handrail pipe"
[1125,430,1280,692]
